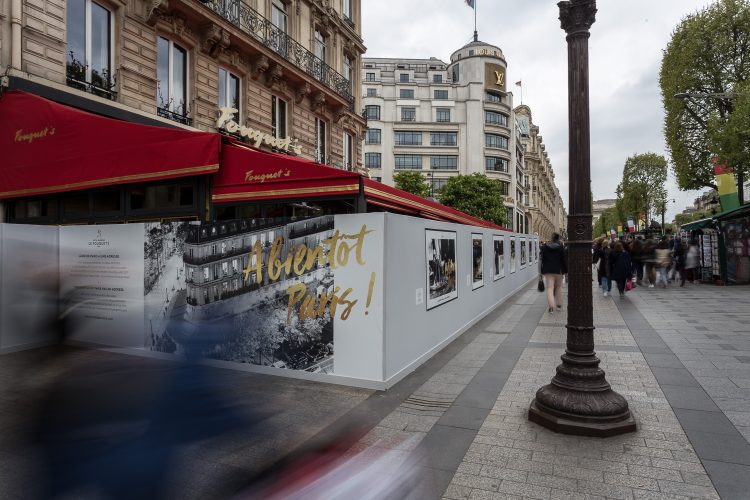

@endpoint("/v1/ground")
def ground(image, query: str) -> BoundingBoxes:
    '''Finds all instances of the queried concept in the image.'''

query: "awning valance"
[211,143,361,203]
[0,90,220,199]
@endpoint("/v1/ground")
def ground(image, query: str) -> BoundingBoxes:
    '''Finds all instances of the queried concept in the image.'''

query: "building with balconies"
[514,105,566,241]
[0,0,366,223]
[361,37,529,232]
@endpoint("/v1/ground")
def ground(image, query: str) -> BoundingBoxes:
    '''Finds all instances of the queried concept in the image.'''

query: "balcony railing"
[203,0,354,111]
[157,106,193,126]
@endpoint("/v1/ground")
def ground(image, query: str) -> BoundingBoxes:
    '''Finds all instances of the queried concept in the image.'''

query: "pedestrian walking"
[685,239,700,284]
[595,239,612,296]
[673,237,687,286]
[630,238,644,285]
[609,242,632,298]
[655,241,670,288]
[540,233,567,313]
[642,237,657,288]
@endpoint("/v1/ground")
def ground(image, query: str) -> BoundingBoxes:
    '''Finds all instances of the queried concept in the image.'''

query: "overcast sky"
[362,0,715,220]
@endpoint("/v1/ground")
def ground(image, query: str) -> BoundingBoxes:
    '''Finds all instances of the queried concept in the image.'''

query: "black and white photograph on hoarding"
[426,229,458,310]
[510,237,517,274]
[471,233,483,290]
[493,235,505,280]
[146,215,337,374]
[520,237,527,268]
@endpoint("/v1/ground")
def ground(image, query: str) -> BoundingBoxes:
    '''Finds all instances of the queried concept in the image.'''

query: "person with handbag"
[608,242,632,298]
[540,233,567,313]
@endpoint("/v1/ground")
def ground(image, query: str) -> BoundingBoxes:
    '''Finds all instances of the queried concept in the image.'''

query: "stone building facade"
[361,40,530,233]
[0,0,366,221]
[514,105,566,241]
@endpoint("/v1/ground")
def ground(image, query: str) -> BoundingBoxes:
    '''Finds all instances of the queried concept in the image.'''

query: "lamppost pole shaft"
[528,0,636,437]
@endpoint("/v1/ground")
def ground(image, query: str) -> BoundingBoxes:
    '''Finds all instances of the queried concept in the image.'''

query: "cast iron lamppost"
[528,0,636,437]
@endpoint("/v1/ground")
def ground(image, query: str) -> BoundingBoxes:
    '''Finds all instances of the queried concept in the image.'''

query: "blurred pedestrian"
[685,239,700,284]
[642,236,657,288]
[655,240,670,288]
[596,239,612,297]
[630,238,644,285]
[609,242,632,298]
[673,236,687,286]
[540,233,567,313]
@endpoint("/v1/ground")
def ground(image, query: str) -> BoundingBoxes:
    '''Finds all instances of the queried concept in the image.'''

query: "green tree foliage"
[660,0,750,192]
[393,171,430,198]
[438,173,510,227]
[708,79,750,187]
[619,153,668,224]
[594,206,621,239]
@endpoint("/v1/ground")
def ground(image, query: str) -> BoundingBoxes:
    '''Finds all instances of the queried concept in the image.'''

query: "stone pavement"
[1,280,749,499]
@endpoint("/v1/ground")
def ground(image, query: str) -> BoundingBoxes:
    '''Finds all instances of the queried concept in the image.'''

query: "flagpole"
[473,0,478,41]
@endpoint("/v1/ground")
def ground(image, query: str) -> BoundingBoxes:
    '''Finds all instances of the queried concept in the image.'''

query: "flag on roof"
[465,0,475,8]
[515,80,522,86]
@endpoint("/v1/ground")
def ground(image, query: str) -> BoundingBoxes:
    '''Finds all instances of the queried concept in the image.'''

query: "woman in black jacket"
[608,242,632,297]
[540,233,567,313]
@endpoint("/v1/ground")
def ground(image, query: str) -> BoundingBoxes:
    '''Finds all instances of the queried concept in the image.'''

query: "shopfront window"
[66,0,114,99]
[129,182,195,211]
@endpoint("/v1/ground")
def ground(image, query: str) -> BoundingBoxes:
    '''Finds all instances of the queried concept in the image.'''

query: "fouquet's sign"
[217,107,302,155]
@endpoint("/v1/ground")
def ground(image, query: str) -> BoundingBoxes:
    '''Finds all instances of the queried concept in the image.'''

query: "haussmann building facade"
[0,0,370,224]
[361,39,533,233]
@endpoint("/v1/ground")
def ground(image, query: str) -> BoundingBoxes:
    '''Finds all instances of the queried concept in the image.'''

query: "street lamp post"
[661,198,676,236]
[528,0,636,437]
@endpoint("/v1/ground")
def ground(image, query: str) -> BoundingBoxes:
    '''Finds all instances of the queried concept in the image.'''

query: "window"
[364,105,380,120]
[399,88,414,99]
[272,95,287,139]
[485,111,508,126]
[401,107,416,122]
[365,152,381,168]
[394,155,422,169]
[343,132,353,168]
[433,74,443,83]
[129,182,195,210]
[272,0,287,33]
[486,91,503,103]
[66,0,112,96]
[499,181,510,196]
[366,88,377,97]
[485,156,509,172]
[314,29,326,62]
[469,49,475,56]
[431,178,448,194]
[506,207,514,224]
[343,54,352,87]
[394,131,422,145]
[315,117,327,163]
[365,128,381,144]
[431,131,457,146]
[451,64,459,83]
[219,68,240,120]
[157,36,188,119]
[430,155,458,170]
[434,90,448,99]
[365,72,375,82]
[399,73,409,83]
[436,108,450,122]
[343,0,352,20]
[485,133,509,149]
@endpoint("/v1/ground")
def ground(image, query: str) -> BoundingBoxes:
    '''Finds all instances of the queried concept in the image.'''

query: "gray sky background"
[362,0,715,221]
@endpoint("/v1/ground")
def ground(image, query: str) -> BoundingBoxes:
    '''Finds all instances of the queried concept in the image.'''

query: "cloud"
[362,0,714,220]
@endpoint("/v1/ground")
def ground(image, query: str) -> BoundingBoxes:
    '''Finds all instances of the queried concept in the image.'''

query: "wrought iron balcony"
[202,0,354,111]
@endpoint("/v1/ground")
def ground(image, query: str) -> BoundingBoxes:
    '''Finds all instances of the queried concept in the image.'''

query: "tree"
[619,153,668,225]
[708,79,750,198]
[660,0,750,196]
[438,174,510,227]
[393,171,430,198]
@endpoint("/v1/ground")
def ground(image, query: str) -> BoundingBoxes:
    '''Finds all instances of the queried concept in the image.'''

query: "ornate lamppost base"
[529,387,636,438]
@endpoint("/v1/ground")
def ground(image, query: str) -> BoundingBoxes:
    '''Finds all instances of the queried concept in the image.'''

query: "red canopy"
[363,179,505,230]
[212,142,361,203]
[0,90,220,199]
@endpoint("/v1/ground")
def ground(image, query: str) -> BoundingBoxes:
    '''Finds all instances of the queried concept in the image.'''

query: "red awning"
[212,142,361,202]
[0,90,220,199]
[363,179,506,230]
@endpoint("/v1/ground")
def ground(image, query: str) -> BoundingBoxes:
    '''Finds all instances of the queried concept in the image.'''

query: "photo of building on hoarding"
[145,216,336,374]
